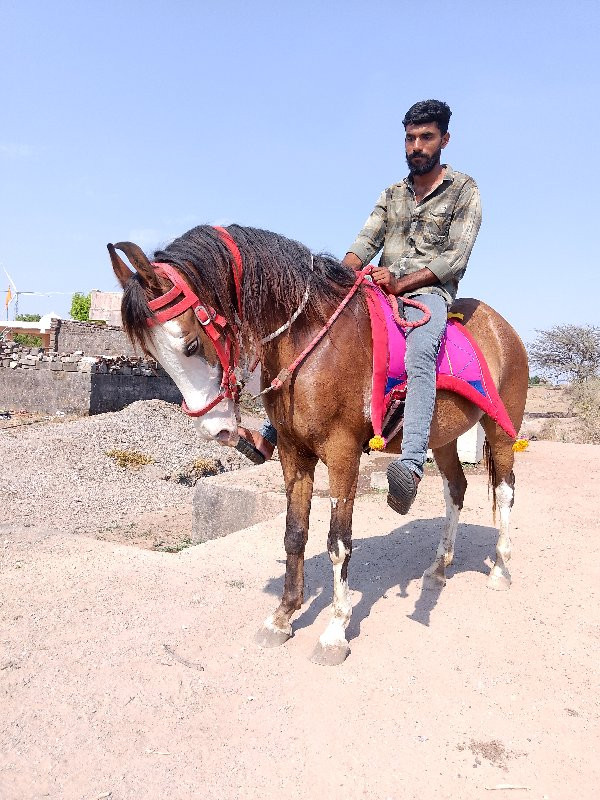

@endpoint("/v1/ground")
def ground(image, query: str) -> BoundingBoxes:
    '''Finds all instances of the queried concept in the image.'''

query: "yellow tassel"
[512,438,529,452]
[369,435,386,451]
[447,312,464,321]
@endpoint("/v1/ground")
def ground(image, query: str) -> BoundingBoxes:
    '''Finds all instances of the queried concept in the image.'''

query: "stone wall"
[0,341,181,415]
[55,319,136,358]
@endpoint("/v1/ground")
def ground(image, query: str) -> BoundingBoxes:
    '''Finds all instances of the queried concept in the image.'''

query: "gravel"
[0,400,249,536]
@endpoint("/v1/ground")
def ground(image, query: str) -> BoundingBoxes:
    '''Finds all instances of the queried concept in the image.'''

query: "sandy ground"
[2,436,599,800]
[521,385,582,442]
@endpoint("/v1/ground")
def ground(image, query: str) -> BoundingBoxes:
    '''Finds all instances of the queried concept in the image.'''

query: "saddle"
[364,284,517,450]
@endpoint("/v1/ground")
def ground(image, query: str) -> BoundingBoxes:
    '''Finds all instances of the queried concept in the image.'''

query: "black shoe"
[235,434,266,464]
[235,428,276,465]
[386,460,419,515]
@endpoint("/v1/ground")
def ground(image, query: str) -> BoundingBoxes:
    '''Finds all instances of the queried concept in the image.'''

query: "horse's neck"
[258,297,373,390]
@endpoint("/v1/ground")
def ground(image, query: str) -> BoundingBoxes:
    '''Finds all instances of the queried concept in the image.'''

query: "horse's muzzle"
[215,429,240,447]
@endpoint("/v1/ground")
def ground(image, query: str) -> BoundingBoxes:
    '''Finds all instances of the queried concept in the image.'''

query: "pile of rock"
[0,341,164,376]
[92,355,164,377]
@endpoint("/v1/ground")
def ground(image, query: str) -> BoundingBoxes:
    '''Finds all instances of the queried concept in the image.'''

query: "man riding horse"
[238,99,481,515]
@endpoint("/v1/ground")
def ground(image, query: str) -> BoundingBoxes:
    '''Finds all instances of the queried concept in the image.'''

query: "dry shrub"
[567,378,600,444]
[106,449,155,468]
[172,457,222,486]
[193,456,221,475]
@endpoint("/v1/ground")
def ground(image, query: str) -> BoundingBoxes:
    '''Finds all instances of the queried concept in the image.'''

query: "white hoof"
[254,616,292,648]
[310,640,350,666]
[487,565,511,591]
[423,560,446,589]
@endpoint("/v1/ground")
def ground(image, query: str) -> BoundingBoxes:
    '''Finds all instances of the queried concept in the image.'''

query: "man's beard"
[406,145,442,176]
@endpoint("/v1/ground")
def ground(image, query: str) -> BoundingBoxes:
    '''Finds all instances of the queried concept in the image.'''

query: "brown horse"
[109,224,528,666]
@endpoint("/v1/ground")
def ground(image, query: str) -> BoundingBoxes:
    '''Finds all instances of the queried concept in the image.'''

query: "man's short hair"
[402,100,452,135]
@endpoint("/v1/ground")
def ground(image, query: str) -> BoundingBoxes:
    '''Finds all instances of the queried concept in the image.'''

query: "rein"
[146,229,431,416]
[254,266,431,399]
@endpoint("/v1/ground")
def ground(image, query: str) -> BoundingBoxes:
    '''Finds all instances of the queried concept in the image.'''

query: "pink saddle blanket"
[365,284,517,446]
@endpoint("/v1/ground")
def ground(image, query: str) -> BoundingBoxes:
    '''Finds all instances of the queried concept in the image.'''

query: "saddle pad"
[365,284,517,446]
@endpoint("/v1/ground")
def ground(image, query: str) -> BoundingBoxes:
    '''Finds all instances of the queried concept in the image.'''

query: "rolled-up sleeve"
[347,190,387,265]
[427,181,482,284]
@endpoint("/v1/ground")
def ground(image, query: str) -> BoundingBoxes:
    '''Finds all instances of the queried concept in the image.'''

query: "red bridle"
[147,226,243,418]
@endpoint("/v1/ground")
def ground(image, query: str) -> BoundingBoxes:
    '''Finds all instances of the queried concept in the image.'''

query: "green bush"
[14,334,42,347]
[14,314,42,347]
[70,292,91,321]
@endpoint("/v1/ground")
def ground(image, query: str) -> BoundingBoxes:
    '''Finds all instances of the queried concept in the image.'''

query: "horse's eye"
[185,338,199,357]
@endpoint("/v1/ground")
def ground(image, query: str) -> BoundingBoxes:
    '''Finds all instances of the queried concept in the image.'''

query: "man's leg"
[387,292,448,514]
[260,420,278,448]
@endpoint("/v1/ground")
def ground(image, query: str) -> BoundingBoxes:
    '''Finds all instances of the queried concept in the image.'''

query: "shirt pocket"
[422,207,452,245]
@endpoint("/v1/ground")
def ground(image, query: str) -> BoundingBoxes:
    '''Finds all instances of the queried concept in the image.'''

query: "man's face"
[405,122,450,175]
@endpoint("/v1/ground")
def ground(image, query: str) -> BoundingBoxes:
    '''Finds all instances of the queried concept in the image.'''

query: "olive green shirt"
[348,165,481,303]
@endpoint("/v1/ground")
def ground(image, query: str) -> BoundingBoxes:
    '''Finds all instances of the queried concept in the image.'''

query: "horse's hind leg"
[311,446,361,667]
[423,440,467,588]
[255,444,318,647]
[480,419,516,591]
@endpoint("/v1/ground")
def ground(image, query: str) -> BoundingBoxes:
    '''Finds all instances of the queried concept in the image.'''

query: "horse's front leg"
[255,443,317,648]
[311,448,361,666]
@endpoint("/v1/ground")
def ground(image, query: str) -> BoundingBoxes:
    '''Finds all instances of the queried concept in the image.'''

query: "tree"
[14,313,42,347]
[16,313,41,322]
[528,324,600,383]
[70,292,91,321]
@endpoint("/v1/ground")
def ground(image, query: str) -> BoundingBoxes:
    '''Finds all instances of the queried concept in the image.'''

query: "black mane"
[164,225,357,340]
[121,224,359,353]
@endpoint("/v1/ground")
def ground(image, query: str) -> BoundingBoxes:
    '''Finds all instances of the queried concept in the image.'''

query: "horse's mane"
[121,225,358,351]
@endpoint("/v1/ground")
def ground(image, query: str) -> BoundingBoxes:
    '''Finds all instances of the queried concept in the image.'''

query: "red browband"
[146,226,244,418]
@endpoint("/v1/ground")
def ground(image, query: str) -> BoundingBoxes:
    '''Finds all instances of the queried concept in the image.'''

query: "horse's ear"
[108,241,162,293]
[107,243,135,288]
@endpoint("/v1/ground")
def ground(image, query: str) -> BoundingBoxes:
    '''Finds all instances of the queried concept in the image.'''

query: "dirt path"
[1,440,599,799]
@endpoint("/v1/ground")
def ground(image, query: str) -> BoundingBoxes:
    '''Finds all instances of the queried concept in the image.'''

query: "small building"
[0,313,60,350]
[89,290,123,326]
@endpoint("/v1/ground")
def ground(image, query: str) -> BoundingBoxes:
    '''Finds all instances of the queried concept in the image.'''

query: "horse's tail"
[483,438,497,524]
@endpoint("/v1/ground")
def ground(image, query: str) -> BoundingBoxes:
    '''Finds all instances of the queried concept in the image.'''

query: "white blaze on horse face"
[148,320,237,440]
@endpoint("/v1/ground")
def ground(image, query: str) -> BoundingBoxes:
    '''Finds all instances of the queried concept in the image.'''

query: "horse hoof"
[310,641,350,666]
[422,570,446,591]
[254,625,292,648]
[487,568,511,591]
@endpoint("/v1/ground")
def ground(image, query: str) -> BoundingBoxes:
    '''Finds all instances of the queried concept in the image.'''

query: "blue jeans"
[399,292,448,478]
[260,292,447,474]
[260,419,278,447]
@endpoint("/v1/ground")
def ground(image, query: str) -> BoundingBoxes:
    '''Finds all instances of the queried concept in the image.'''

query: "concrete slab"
[193,461,288,543]
[191,454,394,544]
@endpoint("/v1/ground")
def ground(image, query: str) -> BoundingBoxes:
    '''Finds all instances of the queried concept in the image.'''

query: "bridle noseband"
[147,226,243,418]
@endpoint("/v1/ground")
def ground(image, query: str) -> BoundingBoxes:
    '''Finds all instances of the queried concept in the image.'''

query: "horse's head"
[108,241,239,445]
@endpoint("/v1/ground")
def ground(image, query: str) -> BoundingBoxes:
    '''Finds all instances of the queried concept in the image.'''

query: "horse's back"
[451,297,529,430]
[451,298,527,376]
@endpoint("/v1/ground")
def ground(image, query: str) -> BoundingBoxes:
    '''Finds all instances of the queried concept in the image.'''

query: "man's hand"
[371,267,400,294]
[342,252,363,271]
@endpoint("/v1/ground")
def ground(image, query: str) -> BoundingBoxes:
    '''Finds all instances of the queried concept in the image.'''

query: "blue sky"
[1,0,598,345]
